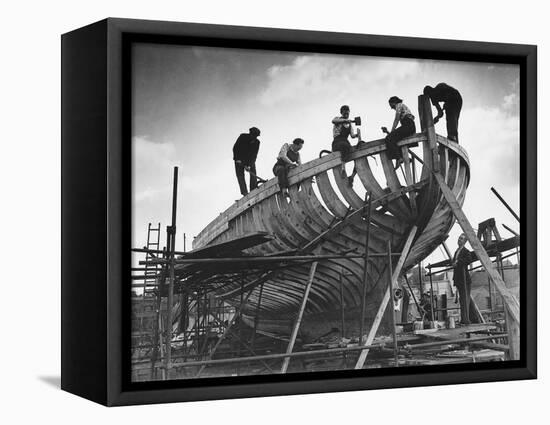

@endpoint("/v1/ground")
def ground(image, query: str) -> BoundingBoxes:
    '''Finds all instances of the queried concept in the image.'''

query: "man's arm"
[430,86,445,122]
[233,135,244,162]
[390,110,400,132]
[277,143,294,165]
[247,140,260,165]
[332,116,351,124]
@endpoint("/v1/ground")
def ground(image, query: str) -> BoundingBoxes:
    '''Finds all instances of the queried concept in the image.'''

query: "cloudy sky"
[132,43,520,264]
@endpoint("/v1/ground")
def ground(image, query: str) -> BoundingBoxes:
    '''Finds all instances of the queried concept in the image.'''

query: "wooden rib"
[331,166,407,234]
[315,171,351,217]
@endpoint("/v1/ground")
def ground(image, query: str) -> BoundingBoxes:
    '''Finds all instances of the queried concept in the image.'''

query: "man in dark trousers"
[233,127,261,196]
[452,233,473,325]
[423,83,463,143]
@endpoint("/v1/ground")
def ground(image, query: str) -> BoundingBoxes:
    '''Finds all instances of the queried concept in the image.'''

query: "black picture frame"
[61,17,537,406]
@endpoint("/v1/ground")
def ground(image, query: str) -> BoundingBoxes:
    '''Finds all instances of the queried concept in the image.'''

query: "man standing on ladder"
[423,83,463,143]
[233,127,261,196]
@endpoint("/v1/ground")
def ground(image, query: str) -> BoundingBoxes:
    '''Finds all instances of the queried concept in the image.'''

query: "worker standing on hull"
[423,83,463,143]
[233,127,261,196]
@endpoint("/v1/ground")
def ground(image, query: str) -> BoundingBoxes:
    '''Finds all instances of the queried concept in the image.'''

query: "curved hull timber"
[191,133,470,319]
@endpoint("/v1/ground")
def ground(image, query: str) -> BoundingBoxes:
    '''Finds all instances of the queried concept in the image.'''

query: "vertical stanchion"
[165,166,178,378]
[359,192,371,345]
[387,241,398,367]
[428,266,436,324]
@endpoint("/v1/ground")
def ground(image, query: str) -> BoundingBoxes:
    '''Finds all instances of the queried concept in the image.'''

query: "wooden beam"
[281,262,318,373]
[355,226,418,369]
[433,172,520,359]
[387,240,399,367]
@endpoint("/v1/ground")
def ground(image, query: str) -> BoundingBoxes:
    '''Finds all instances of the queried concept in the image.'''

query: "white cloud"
[132,136,178,203]
[259,55,420,106]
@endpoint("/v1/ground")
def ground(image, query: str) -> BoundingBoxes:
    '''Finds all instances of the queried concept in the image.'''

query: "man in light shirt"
[272,138,304,198]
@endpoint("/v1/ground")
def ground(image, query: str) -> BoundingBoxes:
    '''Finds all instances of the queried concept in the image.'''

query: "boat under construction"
[131,96,521,381]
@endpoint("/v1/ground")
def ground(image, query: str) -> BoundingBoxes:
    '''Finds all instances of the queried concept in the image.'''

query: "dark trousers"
[273,162,292,190]
[445,95,462,142]
[386,117,415,160]
[234,162,257,196]
[456,280,471,325]
[332,138,352,158]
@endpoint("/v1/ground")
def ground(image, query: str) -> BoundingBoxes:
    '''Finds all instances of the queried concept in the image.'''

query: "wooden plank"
[355,226,418,369]
[281,262,318,373]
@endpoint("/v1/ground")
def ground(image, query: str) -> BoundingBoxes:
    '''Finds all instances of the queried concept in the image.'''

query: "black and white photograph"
[129,42,522,382]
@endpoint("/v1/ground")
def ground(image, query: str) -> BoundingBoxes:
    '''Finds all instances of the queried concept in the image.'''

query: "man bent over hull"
[423,83,463,143]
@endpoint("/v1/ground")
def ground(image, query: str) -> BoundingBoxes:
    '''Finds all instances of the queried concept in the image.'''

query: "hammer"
[245,168,267,184]
[351,116,362,126]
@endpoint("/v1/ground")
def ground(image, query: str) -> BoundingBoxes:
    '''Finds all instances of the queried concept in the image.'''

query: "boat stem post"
[281,261,318,374]
[355,226,418,369]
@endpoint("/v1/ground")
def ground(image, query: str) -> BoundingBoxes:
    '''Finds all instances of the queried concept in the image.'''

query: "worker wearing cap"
[423,83,463,142]
[452,233,473,325]
[273,138,304,198]
[233,127,261,196]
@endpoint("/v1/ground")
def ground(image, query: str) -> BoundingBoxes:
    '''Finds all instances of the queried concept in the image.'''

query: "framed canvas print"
[61,18,537,406]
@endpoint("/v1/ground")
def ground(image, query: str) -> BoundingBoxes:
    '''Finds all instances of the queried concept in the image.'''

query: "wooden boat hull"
[192,134,470,327]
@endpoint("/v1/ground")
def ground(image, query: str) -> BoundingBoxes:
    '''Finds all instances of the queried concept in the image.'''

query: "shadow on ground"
[38,376,61,388]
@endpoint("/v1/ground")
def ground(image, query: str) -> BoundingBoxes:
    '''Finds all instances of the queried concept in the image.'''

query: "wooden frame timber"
[61,18,537,406]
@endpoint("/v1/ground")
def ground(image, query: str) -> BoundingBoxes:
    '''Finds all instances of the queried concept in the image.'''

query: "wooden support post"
[355,226,417,369]
[164,167,178,377]
[433,173,520,359]
[491,187,520,223]
[359,192,371,344]
[428,267,436,323]
[418,261,424,295]
[387,241,399,367]
[339,270,346,338]
[281,261,318,374]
